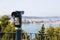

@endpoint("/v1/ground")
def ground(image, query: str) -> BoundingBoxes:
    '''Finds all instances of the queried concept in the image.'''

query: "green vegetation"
[0,15,60,40]
[0,15,28,40]
[35,24,60,40]
[45,25,60,40]
[35,24,45,40]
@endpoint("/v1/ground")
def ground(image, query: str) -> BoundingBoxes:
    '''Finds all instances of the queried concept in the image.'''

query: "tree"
[39,24,45,34]
[35,24,45,40]
[0,15,15,40]
[1,22,15,40]
[54,25,60,40]
[46,25,55,40]
[0,15,28,40]
[46,25,54,34]
[39,24,45,40]
[0,15,10,32]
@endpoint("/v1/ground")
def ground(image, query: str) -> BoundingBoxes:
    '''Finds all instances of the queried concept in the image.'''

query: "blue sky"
[0,0,60,17]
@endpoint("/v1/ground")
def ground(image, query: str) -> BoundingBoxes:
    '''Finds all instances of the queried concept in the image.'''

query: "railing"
[0,32,60,40]
[0,32,16,40]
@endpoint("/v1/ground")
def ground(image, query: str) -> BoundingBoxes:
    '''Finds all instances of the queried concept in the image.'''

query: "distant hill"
[0,15,60,19]
[22,16,60,19]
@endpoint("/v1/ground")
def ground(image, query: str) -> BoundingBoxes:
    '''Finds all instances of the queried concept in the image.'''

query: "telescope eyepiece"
[11,11,24,17]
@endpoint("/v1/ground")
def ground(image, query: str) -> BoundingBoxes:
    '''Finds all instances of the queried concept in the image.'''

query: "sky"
[0,0,60,17]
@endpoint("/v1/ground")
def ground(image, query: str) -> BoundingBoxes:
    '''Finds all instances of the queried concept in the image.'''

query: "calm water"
[22,23,57,33]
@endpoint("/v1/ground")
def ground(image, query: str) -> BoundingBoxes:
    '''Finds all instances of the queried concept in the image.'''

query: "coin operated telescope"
[11,11,24,28]
[11,11,24,40]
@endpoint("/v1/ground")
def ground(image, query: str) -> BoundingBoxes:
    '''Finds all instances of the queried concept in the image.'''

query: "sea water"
[22,23,58,39]
[22,23,57,33]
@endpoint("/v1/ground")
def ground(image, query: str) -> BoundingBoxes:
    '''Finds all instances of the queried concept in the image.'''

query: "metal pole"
[16,28,22,40]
